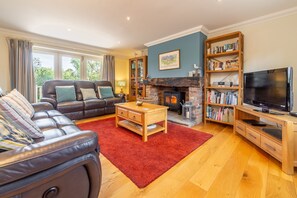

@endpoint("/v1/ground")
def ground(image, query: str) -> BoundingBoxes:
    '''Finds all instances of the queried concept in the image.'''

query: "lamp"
[117,80,126,94]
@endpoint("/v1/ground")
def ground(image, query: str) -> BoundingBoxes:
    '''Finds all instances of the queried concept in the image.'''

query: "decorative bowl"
[136,101,143,106]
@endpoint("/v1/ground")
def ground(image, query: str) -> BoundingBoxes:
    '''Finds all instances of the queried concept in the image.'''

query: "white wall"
[209,12,297,111]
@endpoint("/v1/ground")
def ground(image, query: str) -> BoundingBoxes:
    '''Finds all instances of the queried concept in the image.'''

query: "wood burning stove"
[163,91,185,114]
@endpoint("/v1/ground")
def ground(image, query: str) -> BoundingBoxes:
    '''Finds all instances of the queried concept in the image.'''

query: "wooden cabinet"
[235,105,297,174]
[204,31,244,126]
[129,56,147,101]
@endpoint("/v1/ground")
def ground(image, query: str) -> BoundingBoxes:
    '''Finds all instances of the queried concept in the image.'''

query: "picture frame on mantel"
[159,49,180,70]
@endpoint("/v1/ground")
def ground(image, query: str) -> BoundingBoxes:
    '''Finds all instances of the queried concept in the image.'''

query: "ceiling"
[0,0,297,52]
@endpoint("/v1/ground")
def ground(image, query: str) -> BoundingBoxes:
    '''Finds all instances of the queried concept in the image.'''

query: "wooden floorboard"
[76,115,297,198]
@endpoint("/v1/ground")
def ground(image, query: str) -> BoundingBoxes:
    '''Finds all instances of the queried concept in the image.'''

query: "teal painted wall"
[148,32,207,78]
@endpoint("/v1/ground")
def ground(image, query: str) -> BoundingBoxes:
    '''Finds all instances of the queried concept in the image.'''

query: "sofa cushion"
[52,116,74,128]
[0,116,33,145]
[83,99,106,110]
[57,101,84,114]
[34,118,57,131]
[42,129,66,141]
[80,88,97,100]
[2,90,35,118]
[56,86,76,103]
[61,125,82,135]
[98,86,114,99]
[0,99,44,138]
[104,97,122,107]
[47,110,63,117]
[32,111,49,121]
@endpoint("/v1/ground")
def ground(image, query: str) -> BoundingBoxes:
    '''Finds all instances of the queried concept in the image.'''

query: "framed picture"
[159,49,180,70]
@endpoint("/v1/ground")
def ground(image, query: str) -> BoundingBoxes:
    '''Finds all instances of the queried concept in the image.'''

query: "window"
[86,58,103,81]
[32,48,103,101]
[33,52,56,101]
[61,56,81,80]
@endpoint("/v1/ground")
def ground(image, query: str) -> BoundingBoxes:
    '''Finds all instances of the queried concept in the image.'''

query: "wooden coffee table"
[115,102,168,142]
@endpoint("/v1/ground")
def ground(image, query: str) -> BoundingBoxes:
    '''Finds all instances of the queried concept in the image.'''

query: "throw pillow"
[98,86,114,99]
[55,86,76,103]
[0,140,26,151]
[0,116,34,145]
[80,88,97,100]
[0,99,44,138]
[2,89,35,118]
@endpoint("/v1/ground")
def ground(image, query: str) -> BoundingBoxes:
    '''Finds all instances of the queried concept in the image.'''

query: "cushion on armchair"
[98,86,114,99]
[2,89,35,118]
[0,116,34,145]
[80,88,97,100]
[0,99,43,138]
[56,86,76,103]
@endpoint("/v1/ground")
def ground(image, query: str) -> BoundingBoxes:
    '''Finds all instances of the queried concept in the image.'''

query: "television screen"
[244,67,293,112]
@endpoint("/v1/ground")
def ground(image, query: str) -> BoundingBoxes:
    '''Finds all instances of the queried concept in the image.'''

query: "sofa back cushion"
[42,80,75,100]
[94,81,114,94]
[56,86,76,103]
[75,81,96,101]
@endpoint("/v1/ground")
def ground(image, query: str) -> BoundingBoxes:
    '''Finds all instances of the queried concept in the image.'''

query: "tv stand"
[253,108,285,115]
[235,105,297,174]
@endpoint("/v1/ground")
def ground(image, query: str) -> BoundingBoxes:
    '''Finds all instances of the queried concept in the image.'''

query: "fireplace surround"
[145,77,203,124]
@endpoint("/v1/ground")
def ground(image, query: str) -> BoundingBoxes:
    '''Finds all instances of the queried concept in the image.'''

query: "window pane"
[33,52,55,101]
[62,56,81,80]
[87,59,103,81]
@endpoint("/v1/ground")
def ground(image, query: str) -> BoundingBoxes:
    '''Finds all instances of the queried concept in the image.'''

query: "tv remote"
[290,112,297,117]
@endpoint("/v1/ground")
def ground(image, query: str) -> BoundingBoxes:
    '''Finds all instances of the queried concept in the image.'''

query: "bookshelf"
[204,31,244,125]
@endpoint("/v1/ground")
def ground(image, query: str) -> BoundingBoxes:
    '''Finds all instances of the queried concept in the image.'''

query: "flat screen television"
[244,67,293,112]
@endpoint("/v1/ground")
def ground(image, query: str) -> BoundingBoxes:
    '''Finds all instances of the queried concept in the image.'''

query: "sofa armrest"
[114,93,126,102]
[40,97,57,109]
[0,130,99,186]
[31,102,54,112]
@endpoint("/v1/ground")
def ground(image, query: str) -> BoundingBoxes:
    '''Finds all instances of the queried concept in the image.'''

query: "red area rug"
[78,117,213,188]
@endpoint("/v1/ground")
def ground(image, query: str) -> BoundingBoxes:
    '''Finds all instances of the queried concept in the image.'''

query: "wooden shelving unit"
[129,56,147,101]
[204,31,244,126]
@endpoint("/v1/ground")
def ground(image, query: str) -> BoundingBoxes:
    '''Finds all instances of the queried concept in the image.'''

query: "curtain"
[103,55,115,88]
[7,39,36,103]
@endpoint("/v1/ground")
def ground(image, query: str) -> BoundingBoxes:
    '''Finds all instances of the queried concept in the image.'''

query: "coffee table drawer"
[128,111,142,123]
[118,108,128,118]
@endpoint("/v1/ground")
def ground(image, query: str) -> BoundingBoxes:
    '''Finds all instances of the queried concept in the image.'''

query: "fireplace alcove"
[145,77,203,126]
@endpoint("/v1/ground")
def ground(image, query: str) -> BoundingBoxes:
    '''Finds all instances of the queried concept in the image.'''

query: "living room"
[0,1,297,197]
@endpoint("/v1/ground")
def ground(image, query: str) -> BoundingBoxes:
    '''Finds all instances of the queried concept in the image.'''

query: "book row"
[207,40,239,54]
[206,90,238,105]
[206,106,234,123]
[207,59,239,71]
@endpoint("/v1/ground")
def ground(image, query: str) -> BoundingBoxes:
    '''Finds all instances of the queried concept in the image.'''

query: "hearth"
[163,91,185,114]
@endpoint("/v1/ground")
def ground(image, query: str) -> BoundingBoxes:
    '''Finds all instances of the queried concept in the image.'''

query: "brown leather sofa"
[41,80,124,120]
[0,102,101,198]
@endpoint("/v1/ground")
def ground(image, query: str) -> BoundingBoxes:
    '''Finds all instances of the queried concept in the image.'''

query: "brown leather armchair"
[0,103,102,198]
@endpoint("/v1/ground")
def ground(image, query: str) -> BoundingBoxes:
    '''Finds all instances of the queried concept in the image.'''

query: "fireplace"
[163,91,185,114]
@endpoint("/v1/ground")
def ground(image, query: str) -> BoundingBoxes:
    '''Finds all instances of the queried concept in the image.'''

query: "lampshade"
[117,80,126,87]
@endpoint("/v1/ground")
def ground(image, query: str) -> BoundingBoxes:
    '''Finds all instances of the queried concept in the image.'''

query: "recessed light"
[217,0,222,2]
[67,28,72,32]
[118,41,121,44]
[126,16,130,21]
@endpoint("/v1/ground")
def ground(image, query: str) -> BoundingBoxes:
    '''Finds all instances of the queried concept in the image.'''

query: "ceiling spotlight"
[126,16,130,21]
[217,0,222,2]
[67,28,72,32]
[118,41,121,44]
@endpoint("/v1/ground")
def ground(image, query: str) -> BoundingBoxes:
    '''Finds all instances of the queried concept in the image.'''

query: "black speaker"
[289,112,297,117]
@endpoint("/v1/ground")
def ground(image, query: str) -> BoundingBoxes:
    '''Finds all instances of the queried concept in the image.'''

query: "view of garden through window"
[33,51,103,101]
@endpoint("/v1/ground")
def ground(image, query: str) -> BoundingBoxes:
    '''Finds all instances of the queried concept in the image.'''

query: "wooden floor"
[77,115,297,198]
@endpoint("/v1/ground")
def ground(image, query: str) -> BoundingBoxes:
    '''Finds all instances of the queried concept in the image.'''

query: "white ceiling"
[0,0,297,52]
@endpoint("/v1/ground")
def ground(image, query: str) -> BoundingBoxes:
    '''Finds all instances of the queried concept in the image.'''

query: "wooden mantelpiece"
[148,77,202,88]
